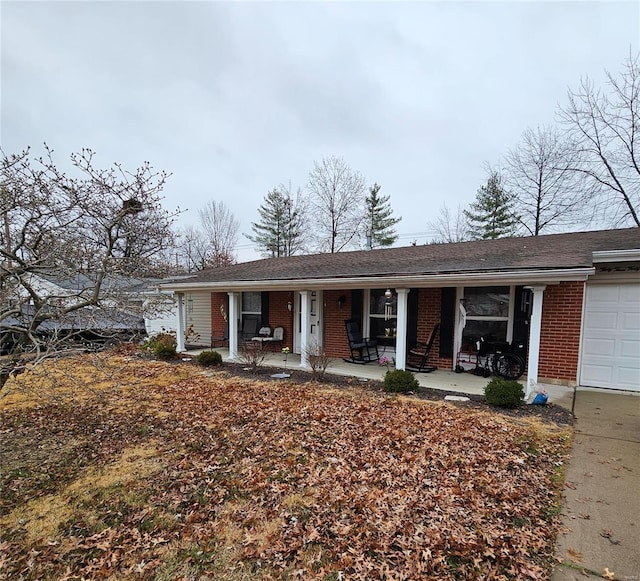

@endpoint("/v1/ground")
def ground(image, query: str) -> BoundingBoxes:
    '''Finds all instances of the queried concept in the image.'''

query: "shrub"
[383,369,419,393]
[154,343,177,360]
[196,350,223,367]
[305,344,331,380]
[237,342,265,370]
[484,377,525,408]
[145,332,177,360]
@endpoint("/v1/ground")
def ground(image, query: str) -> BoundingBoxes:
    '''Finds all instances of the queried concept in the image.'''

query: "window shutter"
[261,292,270,327]
[351,289,363,322]
[407,289,418,347]
[512,286,530,361]
[439,287,455,358]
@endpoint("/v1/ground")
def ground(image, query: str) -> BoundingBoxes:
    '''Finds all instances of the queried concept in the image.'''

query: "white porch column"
[395,288,410,371]
[175,293,186,352]
[299,290,310,368]
[525,285,546,399]
[228,292,240,360]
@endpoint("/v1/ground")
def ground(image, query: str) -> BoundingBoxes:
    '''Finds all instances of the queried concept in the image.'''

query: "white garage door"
[580,283,640,391]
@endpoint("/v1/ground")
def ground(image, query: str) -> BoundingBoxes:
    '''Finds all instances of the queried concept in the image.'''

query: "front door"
[294,290,323,354]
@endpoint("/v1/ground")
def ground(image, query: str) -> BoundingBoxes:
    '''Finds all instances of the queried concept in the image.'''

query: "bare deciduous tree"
[504,126,586,235]
[428,203,469,243]
[559,52,640,227]
[176,224,211,272]
[198,200,239,267]
[307,156,366,253]
[1,145,178,388]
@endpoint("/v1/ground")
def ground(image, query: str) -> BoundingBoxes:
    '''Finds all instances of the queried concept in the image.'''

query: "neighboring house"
[1,304,145,353]
[6,271,211,345]
[161,228,640,394]
[1,273,151,350]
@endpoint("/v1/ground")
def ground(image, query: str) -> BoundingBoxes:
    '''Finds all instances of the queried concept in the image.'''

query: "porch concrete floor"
[184,347,575,410]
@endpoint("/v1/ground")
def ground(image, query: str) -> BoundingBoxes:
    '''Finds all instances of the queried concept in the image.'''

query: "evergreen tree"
[464,171,518,240]
[246,186,306,257]
[364,183,401,248]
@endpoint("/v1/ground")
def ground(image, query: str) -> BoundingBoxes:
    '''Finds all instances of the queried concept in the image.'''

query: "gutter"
[593,249,640,263]
[161,267,596,292]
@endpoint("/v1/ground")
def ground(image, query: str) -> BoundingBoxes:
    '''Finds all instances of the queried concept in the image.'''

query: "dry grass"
[0,353,572,580]
[0,443,162,543]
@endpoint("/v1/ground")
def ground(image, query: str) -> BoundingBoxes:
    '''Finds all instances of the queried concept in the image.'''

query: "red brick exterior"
[209,283,586,384]
[210,292,228,344]
[538,281,584,383]
[323,290,353,359]
[267,291,295,351]
[415,288,451,370]
[209,291,295,351]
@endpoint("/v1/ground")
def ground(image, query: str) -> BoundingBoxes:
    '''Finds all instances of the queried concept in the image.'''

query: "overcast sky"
[2,0,638,261]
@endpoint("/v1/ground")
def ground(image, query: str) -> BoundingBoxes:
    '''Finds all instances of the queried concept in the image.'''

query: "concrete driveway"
[552,388,640,581]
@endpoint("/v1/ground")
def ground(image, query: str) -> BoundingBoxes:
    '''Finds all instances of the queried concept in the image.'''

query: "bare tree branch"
[503,126,587,235]
[198,200,239,267]
[427,203,469,243]
[307,156,366,253]
[559,51,640,227]
[1,145,179,388]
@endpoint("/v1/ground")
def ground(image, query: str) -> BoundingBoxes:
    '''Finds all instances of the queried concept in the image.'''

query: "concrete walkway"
[552,389,640,581]
[185,347,573,400]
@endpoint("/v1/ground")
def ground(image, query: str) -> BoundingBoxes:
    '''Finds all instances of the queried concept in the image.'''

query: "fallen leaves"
[0,355,572,580]
[566,547,584,562]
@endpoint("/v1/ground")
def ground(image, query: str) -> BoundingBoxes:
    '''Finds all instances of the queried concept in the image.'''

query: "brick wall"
[415,288,453,370]
[210,291,296,351]
[267,291,295,351]
[211,283,585,383]
[539,281,584,383]
[210,292,228,344]
[323,290,352,359]
[322,288,456,368]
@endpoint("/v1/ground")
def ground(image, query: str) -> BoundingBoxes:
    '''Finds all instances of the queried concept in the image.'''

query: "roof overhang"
[161,267,596,293]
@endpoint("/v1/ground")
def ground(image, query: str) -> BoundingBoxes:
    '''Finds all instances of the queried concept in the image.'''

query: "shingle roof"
[177,228,640,284]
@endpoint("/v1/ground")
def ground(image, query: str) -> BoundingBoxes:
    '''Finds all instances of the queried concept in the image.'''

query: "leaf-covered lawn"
[0,354,571,580]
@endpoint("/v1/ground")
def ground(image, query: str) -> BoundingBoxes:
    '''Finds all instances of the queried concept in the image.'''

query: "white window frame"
[241,291,261,325]
[364,289,400,344]
[461,286,515,343]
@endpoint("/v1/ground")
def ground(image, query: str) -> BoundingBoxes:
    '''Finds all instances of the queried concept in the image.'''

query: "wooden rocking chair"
[406,323,439,373]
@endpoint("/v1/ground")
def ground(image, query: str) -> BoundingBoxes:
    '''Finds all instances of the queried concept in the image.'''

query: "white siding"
[144,296,177,335]
[184,291,212,346]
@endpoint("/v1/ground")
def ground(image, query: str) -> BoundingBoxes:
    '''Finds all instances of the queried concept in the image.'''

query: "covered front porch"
[183,346,574,407]
[175,284,551,399]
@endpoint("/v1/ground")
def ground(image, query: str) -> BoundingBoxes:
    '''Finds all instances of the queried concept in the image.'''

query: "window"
[241,291,261,334]
[369,289,397,339]
[242,292,261,313]
[462,286,510,347]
